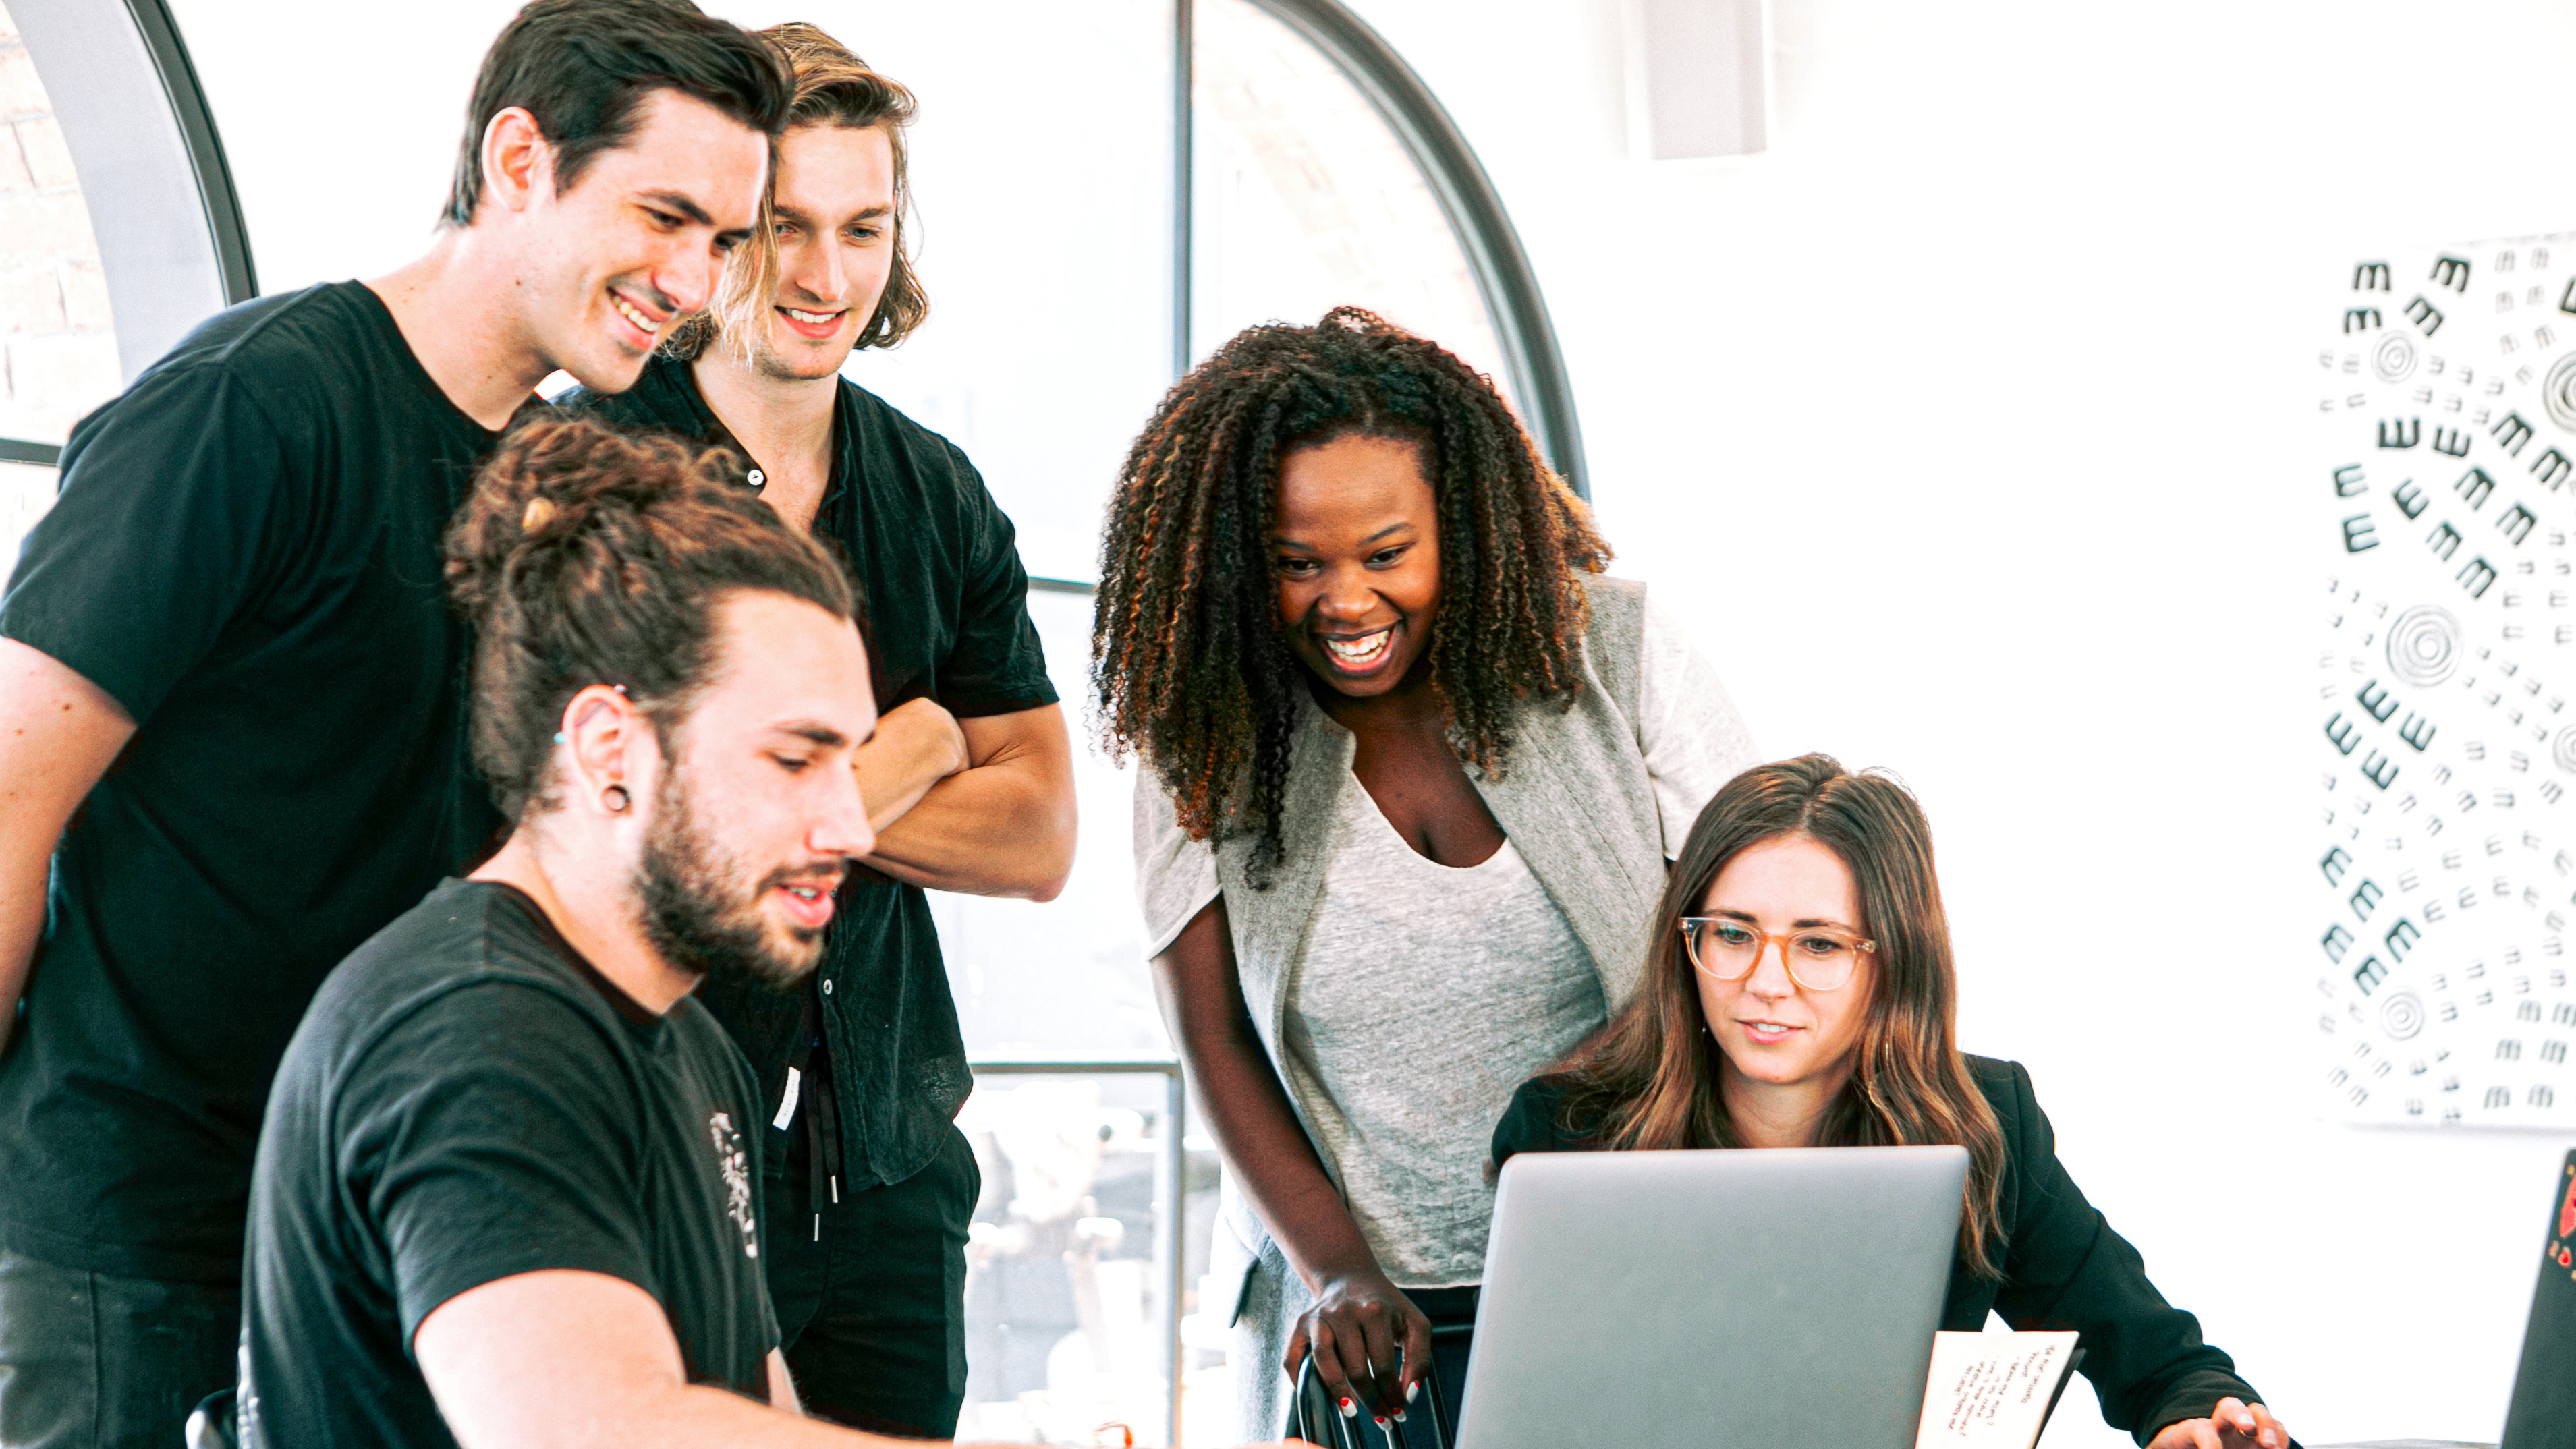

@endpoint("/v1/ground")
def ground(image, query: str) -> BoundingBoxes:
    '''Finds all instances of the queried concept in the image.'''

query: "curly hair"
[1091,307,1609,880]
[445,413,856,820]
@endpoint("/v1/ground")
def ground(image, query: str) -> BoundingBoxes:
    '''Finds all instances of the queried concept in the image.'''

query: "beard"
[750,310,859,385]
[634,771,835,992]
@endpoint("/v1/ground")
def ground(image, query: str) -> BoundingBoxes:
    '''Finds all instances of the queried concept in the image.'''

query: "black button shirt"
[0,283,506,1282]
[562,354,1056,1189]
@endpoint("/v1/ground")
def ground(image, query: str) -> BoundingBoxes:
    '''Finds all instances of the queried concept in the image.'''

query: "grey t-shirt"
[1281,777,1604,1285]
[1136,592,1760,1284]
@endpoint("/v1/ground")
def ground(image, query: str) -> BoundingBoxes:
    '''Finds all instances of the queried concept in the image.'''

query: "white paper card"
[772,1066,802,1131]
[1913,1330,2081,1449]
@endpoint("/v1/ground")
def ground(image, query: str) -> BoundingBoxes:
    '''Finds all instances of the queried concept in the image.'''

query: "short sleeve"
[1634,596,1760,856]
[939,446,1058,719]
[337,983,656,1353]
[1133,771,1219,958]
[0,365,294,723]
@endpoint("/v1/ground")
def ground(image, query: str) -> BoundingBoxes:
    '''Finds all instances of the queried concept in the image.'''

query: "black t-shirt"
[1492,1056,2265,1442]
[0,282,507,1281]
[240,879,777,1447]
[561,354,1056,1189]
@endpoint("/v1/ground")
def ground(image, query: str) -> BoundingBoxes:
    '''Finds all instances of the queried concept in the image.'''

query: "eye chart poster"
[2319,233,2576,1127]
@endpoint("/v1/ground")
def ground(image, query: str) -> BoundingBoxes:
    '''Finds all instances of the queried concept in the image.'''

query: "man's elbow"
[1019,804,1077,903]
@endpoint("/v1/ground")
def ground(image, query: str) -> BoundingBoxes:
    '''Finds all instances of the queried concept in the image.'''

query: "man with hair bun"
[564,22,1076,1438]
[243,415,951,1446]
[0,3,787,1440]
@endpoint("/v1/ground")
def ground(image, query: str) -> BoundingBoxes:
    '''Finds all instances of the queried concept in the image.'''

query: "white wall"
[1342,0,2576,1442]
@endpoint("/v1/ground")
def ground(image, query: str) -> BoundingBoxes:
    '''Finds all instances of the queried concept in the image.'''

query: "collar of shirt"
[648,353,852,519]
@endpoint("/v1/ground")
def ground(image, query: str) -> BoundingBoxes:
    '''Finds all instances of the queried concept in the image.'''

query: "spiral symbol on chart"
[2373,331,2417,385]
[2385,605,2461,687]
[2545,352,2576,434]
[2380,991,2426,1041]
[2553,727,2576,776]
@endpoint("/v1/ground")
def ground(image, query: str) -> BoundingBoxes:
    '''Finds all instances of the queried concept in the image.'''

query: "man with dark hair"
[0,4,787,1442]
[240,416,1061,1448]
[563,24,1076,1438]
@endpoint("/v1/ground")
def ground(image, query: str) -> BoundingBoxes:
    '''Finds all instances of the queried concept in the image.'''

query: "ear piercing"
[603,785,632,814]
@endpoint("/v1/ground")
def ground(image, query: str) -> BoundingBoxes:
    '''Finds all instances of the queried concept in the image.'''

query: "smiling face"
[520,88,770,394]
[1696,834,1879,1106]
[631,588,877,986]
[745,122,898,382]
[1270,432,1443,696]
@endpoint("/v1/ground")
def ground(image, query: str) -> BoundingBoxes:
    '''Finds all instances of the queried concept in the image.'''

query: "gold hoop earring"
[603,785,632,814]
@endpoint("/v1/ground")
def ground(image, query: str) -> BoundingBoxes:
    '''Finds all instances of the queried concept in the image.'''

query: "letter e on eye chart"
[2317,233,2576,1131]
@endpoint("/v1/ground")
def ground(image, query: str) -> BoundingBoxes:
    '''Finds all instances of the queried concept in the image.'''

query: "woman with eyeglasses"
[1493,754,2291,1449]
[1093,309,1758,1443]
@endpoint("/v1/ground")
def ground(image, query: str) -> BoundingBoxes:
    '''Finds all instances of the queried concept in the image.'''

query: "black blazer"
[1492,1055,2266,1446]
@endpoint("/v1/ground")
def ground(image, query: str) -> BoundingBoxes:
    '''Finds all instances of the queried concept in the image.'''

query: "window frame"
[1177,0,1590,499]
[10,0,253,470]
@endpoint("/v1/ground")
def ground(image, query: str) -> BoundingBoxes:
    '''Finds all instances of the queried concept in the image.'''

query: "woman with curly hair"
[1093,308,1758,1441]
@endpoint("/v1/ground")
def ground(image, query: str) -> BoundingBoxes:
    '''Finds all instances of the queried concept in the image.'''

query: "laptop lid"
[1459,1144,1969,1449]
[2502,1148,2576,1449]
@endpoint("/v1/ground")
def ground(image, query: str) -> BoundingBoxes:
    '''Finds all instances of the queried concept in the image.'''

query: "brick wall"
[0,0,119,565]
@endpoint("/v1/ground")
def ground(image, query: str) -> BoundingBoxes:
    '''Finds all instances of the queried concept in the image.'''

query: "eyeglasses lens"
[1683,921,1858,991]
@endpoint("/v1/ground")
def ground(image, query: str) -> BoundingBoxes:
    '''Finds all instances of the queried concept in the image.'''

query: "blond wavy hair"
[663,22,926,360]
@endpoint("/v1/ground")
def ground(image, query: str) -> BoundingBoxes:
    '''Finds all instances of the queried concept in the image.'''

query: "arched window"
[11,4,1579,1439]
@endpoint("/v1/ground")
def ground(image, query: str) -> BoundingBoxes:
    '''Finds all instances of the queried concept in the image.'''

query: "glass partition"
[0,0,120,562]
[808,0,1177,588]
[957,1064,1211,1446]
[1192,0,1512,407]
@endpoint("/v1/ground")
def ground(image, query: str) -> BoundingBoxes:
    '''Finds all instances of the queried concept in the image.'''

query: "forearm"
[422,1273,1028,1449]
[853,716,965,835]
[1153,928,1380,1290]
[856,754,1075,898]
[858,706,1074,899]
[1194,1021,1381,1288]
[638,1379,1044,1449]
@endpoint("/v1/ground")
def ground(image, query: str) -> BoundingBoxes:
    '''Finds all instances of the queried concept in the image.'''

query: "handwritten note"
[1914,1331,2083,1449]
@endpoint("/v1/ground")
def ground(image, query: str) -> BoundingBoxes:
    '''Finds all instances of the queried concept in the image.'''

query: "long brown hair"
[1546,754,2009,1277]
[1090,308,1608,882]
[663,22,928,360]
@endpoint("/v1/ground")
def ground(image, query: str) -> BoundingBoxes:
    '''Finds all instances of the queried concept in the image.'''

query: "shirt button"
[821,980,834,996]
[746,468,766,487]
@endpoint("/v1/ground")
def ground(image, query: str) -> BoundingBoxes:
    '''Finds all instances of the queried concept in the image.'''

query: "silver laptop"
[1457,1145,1970,1449]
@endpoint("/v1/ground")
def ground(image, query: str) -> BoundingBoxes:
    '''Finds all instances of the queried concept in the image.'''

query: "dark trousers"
[763,1123,980,1438]
[0,1249,237,1449]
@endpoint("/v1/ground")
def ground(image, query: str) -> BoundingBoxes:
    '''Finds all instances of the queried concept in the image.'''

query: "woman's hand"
[1283,1270,1432,1427]
[2145,1398,2288,1449]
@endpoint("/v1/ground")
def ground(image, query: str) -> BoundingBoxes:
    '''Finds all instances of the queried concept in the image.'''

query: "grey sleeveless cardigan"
[1152,575,1671,1440]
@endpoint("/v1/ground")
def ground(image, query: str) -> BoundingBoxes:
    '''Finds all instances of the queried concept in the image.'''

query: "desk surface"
[2313,1442,2496,1448]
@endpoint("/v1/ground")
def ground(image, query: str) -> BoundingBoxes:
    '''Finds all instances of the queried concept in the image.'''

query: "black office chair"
[184,1389,238,1449]
[1287,1334,1459,1449]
